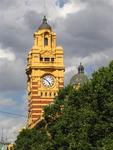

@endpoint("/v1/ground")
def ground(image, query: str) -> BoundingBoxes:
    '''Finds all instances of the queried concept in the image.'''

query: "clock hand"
[43,78,51,85]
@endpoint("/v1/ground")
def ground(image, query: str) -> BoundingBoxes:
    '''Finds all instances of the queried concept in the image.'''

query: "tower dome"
[70,63,88,88]
[38,16,52,31]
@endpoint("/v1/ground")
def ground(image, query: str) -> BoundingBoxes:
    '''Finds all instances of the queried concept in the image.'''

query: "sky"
[0,0,113,143]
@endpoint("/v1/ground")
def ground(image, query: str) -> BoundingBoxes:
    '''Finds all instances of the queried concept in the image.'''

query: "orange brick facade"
[26,16,64,128]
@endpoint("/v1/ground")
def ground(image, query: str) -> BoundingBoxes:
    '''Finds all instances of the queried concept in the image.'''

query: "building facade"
[26,16,65,128]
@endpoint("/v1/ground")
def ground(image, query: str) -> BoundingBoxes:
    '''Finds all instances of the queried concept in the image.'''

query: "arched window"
[44,38,48,46]
[40,57,43,61]
[45,92,47,96]
[41,92,43,96]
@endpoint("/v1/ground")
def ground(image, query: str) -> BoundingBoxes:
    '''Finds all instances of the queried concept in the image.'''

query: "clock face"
[42,75,54,87]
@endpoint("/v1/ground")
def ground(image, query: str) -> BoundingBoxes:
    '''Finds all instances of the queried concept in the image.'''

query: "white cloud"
[0,93,27,143]
[0,48,15,61]
[57,0,87,18]
[0,116,26,143]
[64,50,112,84]
[0,0,87,28]
[44,0,87,20]
[65,51,110,74]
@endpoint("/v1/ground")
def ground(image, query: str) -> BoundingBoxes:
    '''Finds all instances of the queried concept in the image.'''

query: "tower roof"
[38,16,52,31]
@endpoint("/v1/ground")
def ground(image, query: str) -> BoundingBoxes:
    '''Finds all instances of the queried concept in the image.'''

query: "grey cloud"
[0,0,113,92]
[0,0,17,9]
[0,10,42,58]
[77,0,111,5]
[0,59,26,92]
[0,22,33,57]
[0,9,41,93]
[24,10,41,31]
[56,0,113,58]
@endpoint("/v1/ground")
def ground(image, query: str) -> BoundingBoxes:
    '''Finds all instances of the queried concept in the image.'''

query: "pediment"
[40,50,55,56]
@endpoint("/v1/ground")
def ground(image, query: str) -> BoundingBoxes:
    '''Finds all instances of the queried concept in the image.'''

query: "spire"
[38,16,52,31]
[43,16,47,24]
[78,63,84,74]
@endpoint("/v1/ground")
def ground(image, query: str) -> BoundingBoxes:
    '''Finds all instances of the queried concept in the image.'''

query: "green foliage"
[14,61,113,150]
[14,128,52,150]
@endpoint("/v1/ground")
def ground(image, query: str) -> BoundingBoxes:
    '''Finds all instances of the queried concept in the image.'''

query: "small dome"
[70,63,88,86]
[70,73,88,86]
[38,16,52,31]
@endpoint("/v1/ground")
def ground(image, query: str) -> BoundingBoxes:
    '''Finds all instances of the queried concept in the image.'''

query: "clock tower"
[26,16,65,128]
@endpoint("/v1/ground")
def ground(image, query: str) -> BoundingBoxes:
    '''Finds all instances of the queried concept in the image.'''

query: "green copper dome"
[70,63,88,86]
[38,16,52,31]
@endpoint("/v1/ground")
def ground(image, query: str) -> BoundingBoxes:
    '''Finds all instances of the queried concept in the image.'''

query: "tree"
[14,61,113,150]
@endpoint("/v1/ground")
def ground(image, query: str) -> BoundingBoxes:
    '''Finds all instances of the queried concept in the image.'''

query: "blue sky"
[56,0,68,7]
[0,0,113,142]
[0,91,27,114]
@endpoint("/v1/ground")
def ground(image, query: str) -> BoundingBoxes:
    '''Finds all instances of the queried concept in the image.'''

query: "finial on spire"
[78,63,84,74]
[38,16,52,31]
[43,16,47,24]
